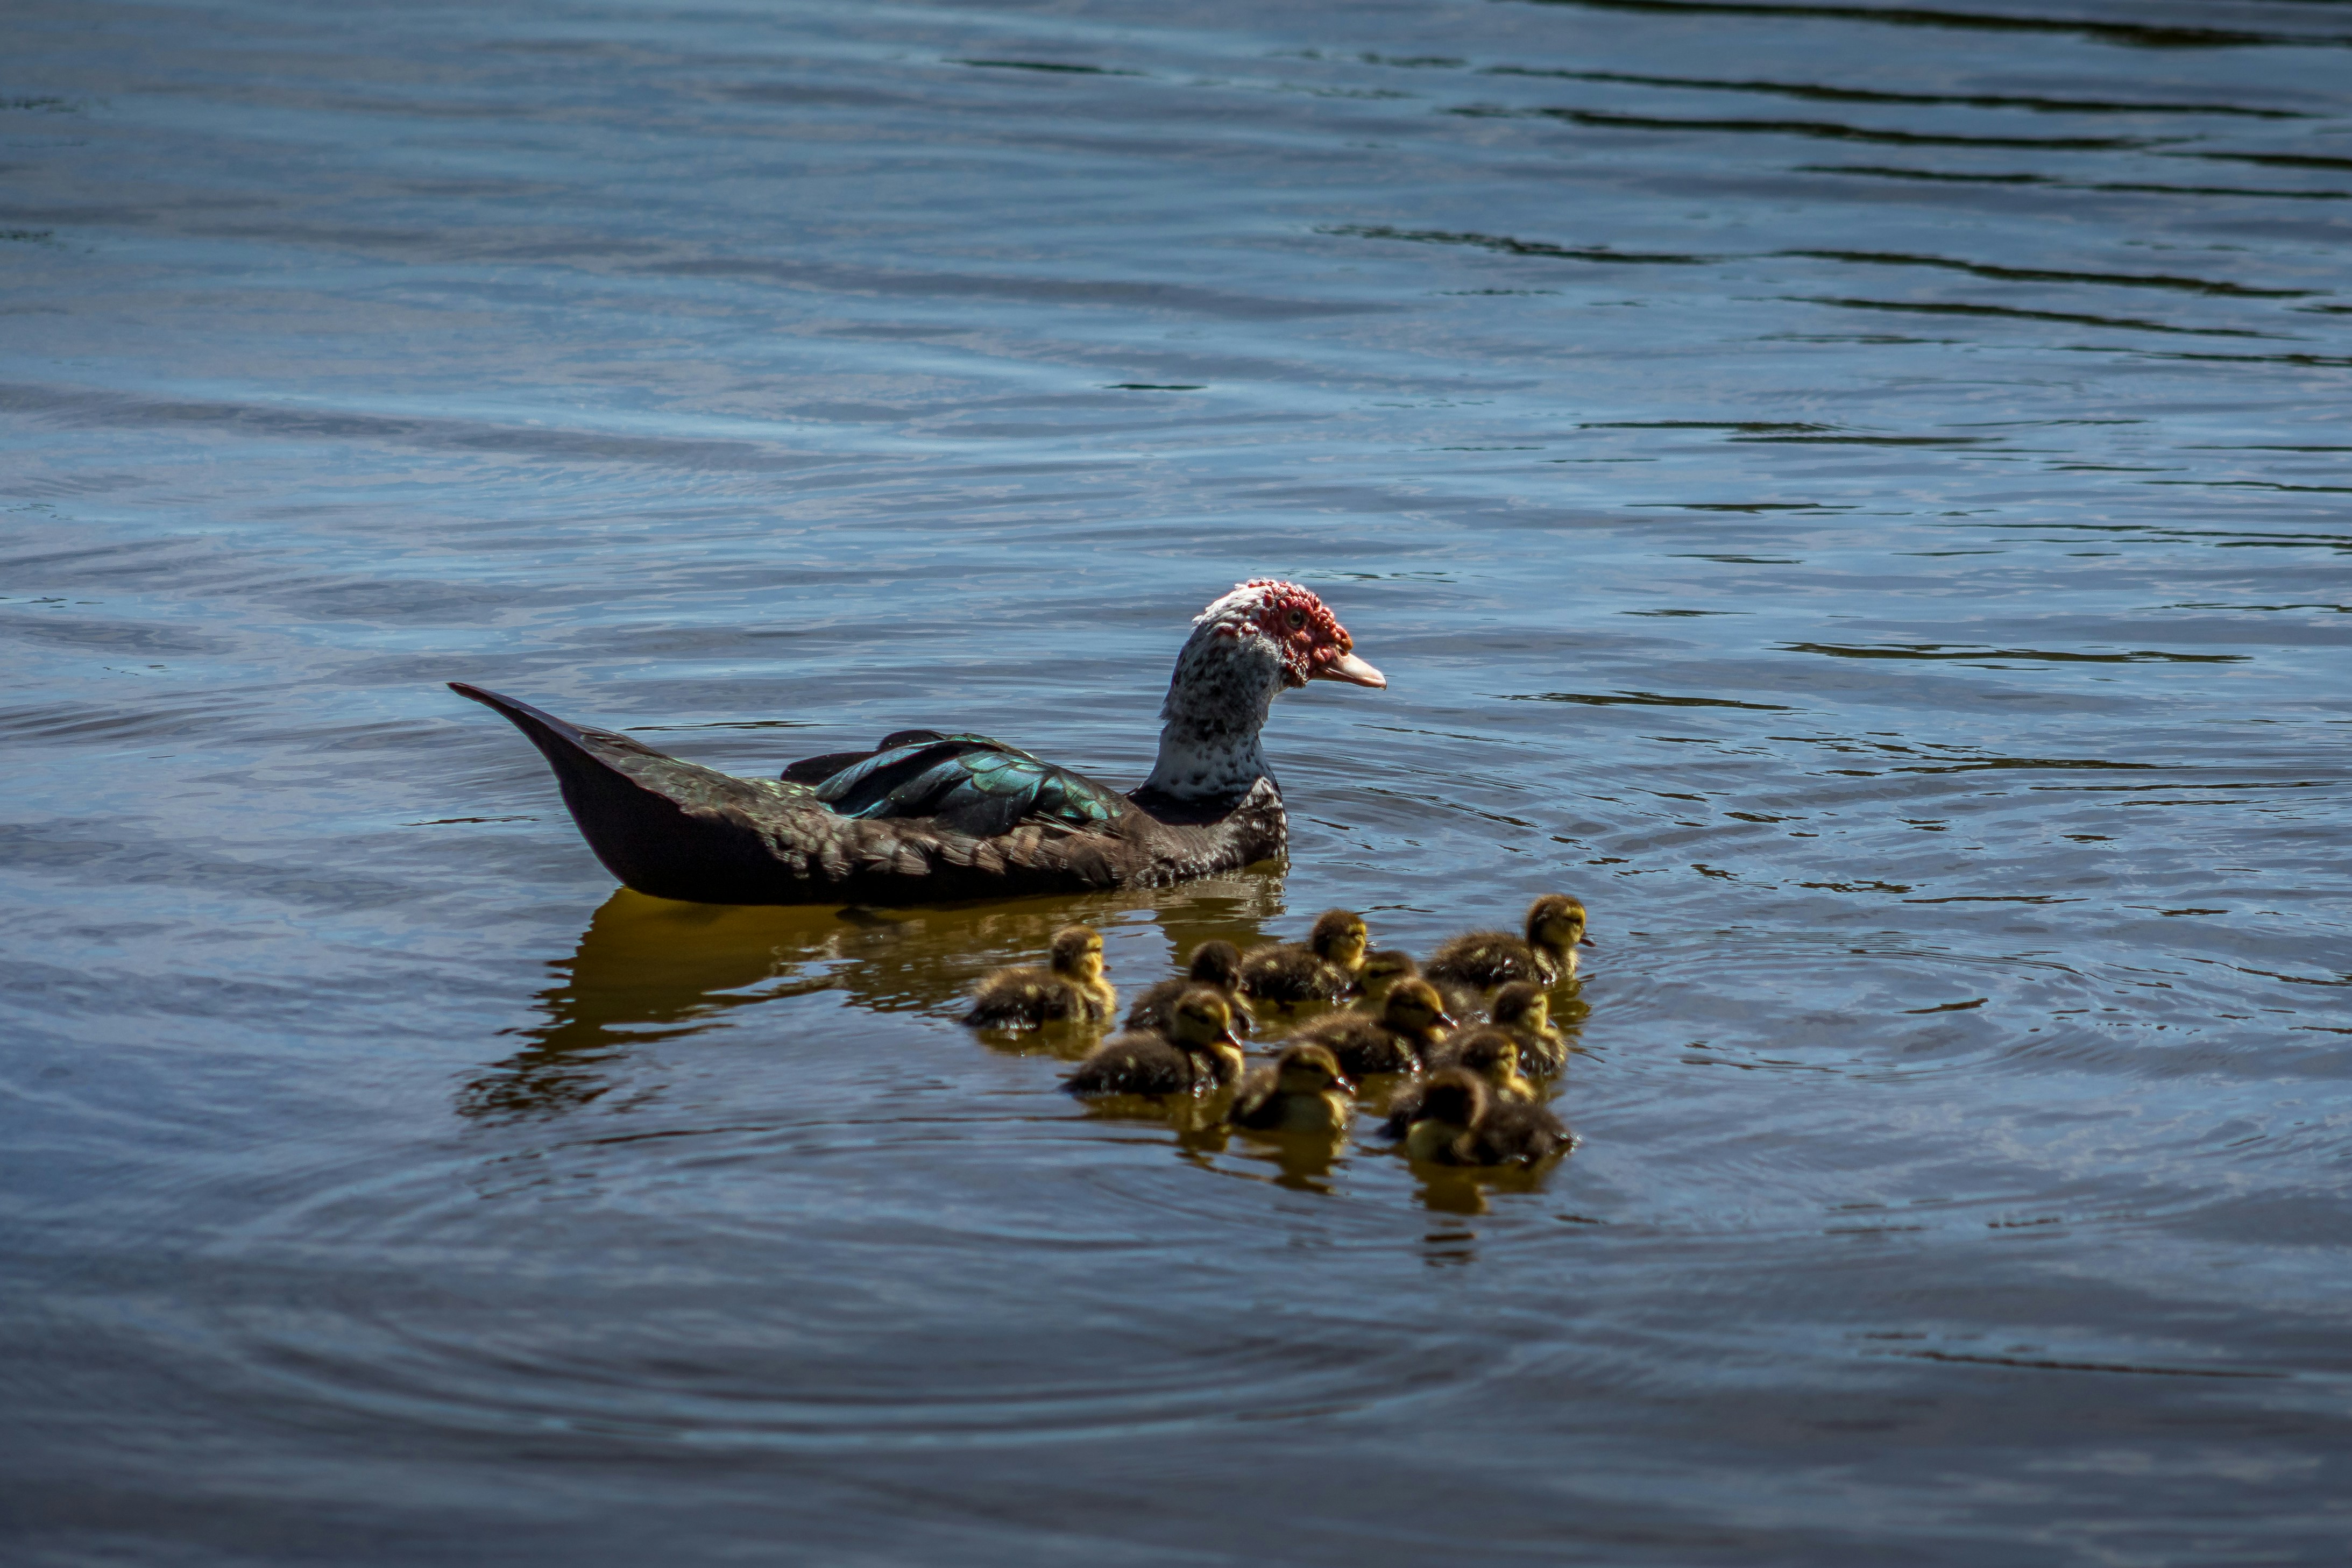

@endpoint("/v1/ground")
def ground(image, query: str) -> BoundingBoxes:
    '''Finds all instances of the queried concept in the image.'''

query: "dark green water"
[3,1,2348,1561]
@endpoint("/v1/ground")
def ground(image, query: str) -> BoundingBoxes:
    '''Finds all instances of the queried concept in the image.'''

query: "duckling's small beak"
[1314,651,1386,689]
[1580,935,1598,948]
[1433,1010,1458,1030]
[1217,1024,1245,1049]
[1330,1074,1356,1095]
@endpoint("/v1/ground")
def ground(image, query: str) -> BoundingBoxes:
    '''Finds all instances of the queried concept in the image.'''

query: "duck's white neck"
[1140,615,1288,801]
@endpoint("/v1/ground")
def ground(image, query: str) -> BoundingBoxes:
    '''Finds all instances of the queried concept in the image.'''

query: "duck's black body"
[450,683,1286,906]
[449,581,1383,909]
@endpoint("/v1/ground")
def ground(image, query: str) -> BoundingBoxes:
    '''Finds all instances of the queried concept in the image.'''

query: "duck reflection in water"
[462,878,1284,1120]
[1232,1126,1351,1194]
[1219,1043,1355,1193]
[1162,1117,1349,1195]
[1414,1163,1556,1217]
[460,882,1576,1212]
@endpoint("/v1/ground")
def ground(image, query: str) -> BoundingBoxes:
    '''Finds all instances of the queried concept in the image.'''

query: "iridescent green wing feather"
[807,733,1122,835]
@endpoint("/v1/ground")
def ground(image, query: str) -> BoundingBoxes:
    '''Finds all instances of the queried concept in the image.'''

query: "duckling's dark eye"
[1286,608,1306,629]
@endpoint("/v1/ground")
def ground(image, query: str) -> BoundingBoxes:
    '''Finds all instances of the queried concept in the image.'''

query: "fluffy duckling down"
[1227,1043,1355,1134]
[1064,989,1245,1098]
[1288,978,1455,1078]
[962,925,1117,1028]
[1390,1069,1570,1168]
[1383,1028,1533,1138]
[1354,950,1476,1021]
[1354,949,1419,1008]
[1486,982,1571,1076]
[1425,894,1589,993]
[1124,939,1245,1037]
[1425,1026,1537,1102]
[1238,909,1370,1005]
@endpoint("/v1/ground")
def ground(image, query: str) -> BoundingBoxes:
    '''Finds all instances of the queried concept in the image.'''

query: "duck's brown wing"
[450,683,1284,905]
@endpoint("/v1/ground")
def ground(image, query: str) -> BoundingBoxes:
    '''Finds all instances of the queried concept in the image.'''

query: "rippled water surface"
[5,0,2350,1560]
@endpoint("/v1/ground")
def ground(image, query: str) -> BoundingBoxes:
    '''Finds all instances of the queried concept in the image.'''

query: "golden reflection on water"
[459,880,1576,1212]
[1228,1125,1352,1194]
[463,877,1289,1119]
[1413,1163,1556,1217]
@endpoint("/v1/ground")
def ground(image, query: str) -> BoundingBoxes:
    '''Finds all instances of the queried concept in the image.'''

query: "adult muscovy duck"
[449,579,1384,906]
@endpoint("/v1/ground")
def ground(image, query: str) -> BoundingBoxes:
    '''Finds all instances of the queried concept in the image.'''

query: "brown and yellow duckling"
[1064,989,1245,1097]
[1424,894,1590,993]
[1354,949,1419,1008]
[962,924,1117,1027]
[1485,982,1571,1076]
[1226,1043,1355,1134]
[1423,1026,1538,1101]
[1354,949,1475,1020]
[1383,1027,1534,1136]
[1390,1069,1569,1168]
[1237,908,1370,1005]
[1288,978,1455,1078]
[1124,939,1245,1037]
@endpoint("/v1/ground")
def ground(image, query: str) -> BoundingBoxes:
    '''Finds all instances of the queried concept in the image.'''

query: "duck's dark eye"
[1287,608,1306,629]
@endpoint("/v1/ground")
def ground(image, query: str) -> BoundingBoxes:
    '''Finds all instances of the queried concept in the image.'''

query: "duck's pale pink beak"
[1315,651,1386,689]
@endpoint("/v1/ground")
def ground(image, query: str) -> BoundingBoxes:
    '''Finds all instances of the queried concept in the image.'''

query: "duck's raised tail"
[448,681,809,903]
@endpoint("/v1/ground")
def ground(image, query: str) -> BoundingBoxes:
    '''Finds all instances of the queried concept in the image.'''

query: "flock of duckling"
[962,895,1591,1169]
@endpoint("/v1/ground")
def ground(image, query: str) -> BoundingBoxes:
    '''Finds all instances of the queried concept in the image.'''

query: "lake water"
[4,0,2349,1560]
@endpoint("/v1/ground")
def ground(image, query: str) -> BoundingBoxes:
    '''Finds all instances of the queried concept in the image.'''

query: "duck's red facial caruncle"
[1222,579,1387,691]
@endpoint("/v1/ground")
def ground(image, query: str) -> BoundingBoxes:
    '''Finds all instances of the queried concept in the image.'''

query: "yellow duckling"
[962,925,1117,1027]
[1352,949,1476,1017]
[1486,982,1571,1076]
[1424,894,1590,992]
[1124,939,1245,1037]
[1290,978,1455,1077]
[1064,989,1245,1097]
[1425,1026,1537,1101]
[1392,1069,1570,1168]
[1227,1043,1355,1134]
[1237,908,1370,1005]
[1354,949,1420,1009]
[1383,1027,1533,1137]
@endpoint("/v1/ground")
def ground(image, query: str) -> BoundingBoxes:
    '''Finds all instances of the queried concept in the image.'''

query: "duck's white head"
[1143,580,1384,801]
[1191,579,1385,692]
